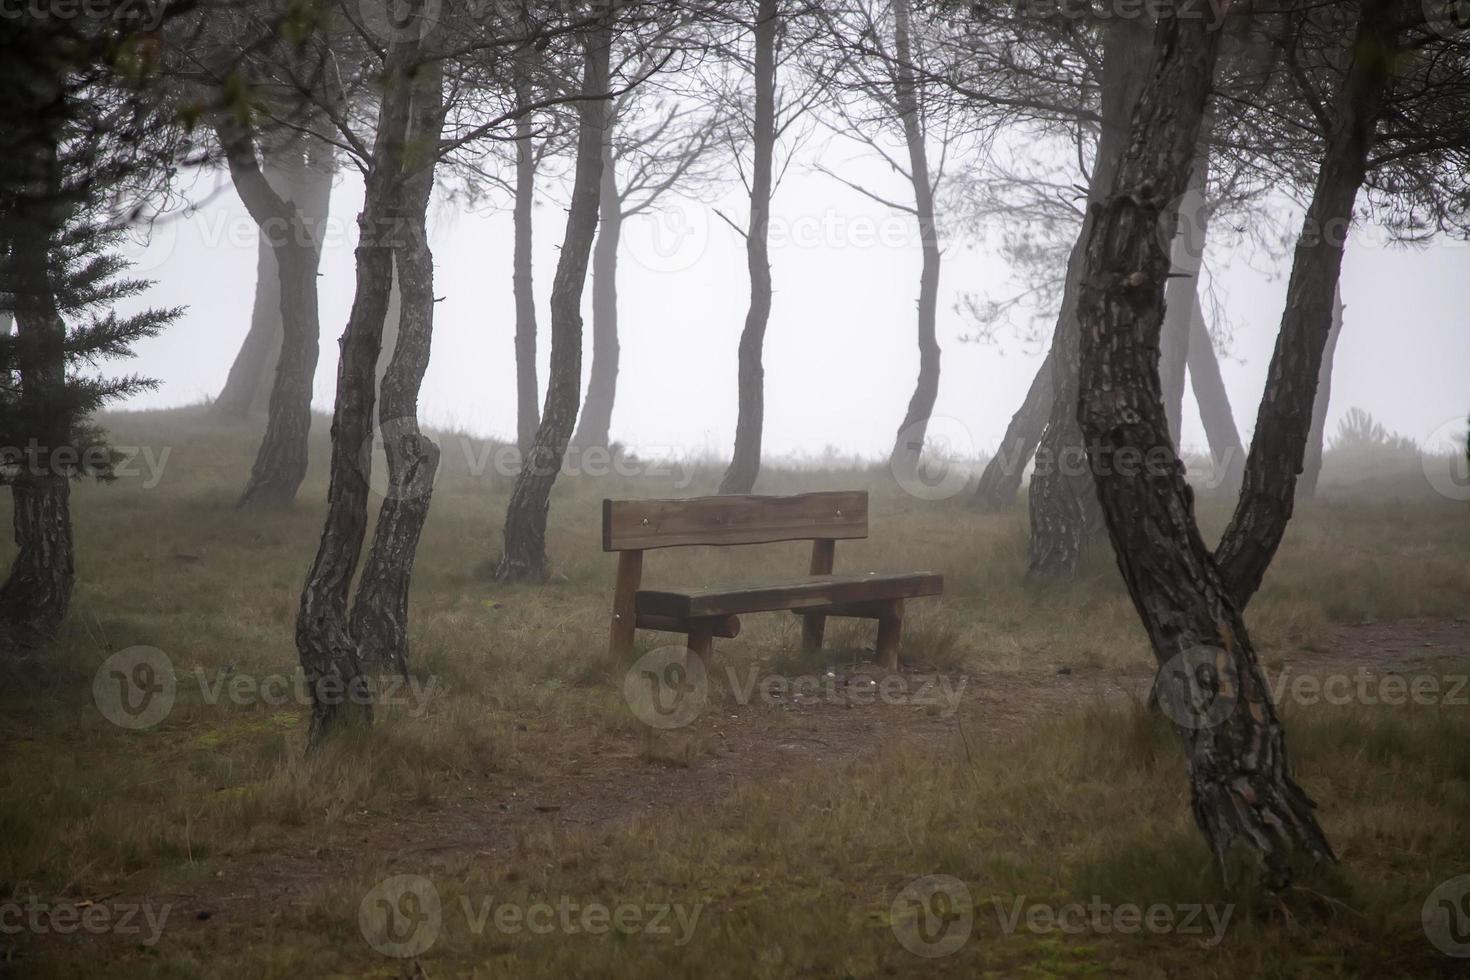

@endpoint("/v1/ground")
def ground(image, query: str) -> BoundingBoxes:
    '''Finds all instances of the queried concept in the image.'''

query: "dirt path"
[99,618,1470,948]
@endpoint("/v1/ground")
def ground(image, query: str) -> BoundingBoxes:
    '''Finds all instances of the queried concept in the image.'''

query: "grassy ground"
[2,406,1468,977]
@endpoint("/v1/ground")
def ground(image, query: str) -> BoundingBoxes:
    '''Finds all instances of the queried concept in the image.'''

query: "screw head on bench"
[641,518,650,526]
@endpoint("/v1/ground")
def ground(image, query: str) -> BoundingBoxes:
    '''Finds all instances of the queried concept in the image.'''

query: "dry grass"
[2,405,1468,977]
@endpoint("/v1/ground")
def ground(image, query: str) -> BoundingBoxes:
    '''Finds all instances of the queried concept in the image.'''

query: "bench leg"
[607,550,643,665]
[801,612,826,653]
[686,624,714,669]
[875,599,904,671]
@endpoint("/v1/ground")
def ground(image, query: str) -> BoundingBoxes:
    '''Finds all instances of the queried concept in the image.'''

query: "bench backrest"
[602,491,869,551]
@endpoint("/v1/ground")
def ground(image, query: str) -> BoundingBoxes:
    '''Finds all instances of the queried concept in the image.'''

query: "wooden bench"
[603,491,943,670]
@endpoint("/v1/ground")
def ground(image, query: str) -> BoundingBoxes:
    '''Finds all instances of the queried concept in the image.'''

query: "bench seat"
[635,571,943,619]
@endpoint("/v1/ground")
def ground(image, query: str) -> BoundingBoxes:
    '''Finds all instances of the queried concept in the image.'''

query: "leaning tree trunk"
[376,253,402,401]
[887,0,942,482]
[1074,3,1333,887]
[1297,285,1344,499]
[214,226,282,418]
[495,19,612,582]
[1215,1,1396,608]
[351,60,445,674]
[1159,142,1210,446]
[512,73,540,459]
[570,135,622,453]
[231,136,333,511]
[1187,297,1245,497]
[970,352,1052,511]
[294,31,425,743]
[1027,15,1152,580]
[0,144,74,647]
[719,0,778,496]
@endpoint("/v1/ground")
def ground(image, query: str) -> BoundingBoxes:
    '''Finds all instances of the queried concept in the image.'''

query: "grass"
[2,405,1468,977]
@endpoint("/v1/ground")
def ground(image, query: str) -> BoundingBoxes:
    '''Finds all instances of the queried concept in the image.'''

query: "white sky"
[116,139,1470,463]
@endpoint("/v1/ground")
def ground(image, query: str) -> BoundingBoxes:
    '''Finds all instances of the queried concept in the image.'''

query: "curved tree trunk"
[1027,15,1152,580]
[232,137,333,511]
[1160,144,1210,446]
[1297,285,1344,499]
[496,19,612,582]
[719,0,778,496]
[1187,298,1245,497]
[1074,5,1332,886]
[214,230,282,419]
[294,31,425,743]
[513,77,540,459]
[351,61,445,673]
[887,0,942,482]
[376,253,402,401]
[1215,4,1396,608]
[570,136,622,453]
[970,357,1052,512]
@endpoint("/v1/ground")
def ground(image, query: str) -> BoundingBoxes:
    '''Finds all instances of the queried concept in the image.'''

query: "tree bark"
[887,0,942,482]
[512,71,540,459]
[570,134,621,453]
[294,31,425,743]
[351,60,445,674]
[495,18,612,582]
[1215,2,1396,608]
[1027,16,1152,580]
[1297,285,1343,499]
[970,352,1052,511]
[719,0,778,496]
[1186,297,1245,497]
[230,135,333,511]
[1074,4,1332,886]
[377,252,402,401]
[0,140,73,646]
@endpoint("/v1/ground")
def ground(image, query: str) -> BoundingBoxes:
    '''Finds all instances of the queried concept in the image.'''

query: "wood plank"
[802,539,836,652]
[603,491,868,551]
[606,550,643,664]
[636,571,943,619]
[876,599,904,671]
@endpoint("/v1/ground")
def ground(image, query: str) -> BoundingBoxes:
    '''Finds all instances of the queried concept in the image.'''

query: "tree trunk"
[886,0,942,482]
[1297,285,1344,499]
[719,0,778,496]
[1074,4,1332,886]
[233,137,333,511]
[377,252,402,401]
[0,141,74,646]
[1186,298,1245,497]
[351,60,445,673]
[570,135,621,453]
[495,19,612,582]
[213,229,282,418]
[970,352,1052,511]
[1215,3,1396,608]
[294,32,425,743]
[1027,16,1152,580]
[512,75,540,459]
[1159,145,1210,446]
